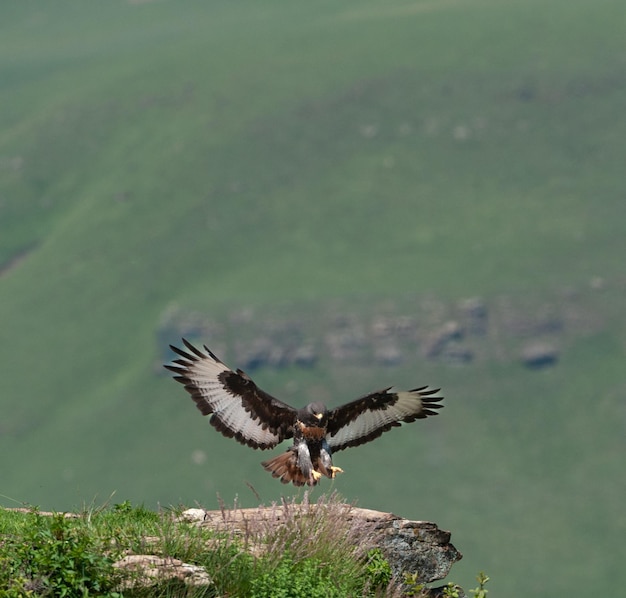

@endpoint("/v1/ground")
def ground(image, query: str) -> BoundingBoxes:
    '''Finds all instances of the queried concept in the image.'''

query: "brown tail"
[262,450,317,486]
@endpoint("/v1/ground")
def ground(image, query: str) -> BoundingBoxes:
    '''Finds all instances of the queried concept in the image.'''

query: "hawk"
[165,339,443,486]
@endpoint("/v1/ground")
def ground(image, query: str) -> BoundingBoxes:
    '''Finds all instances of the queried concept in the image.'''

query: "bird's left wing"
[164,339,297,449]
[326,386,443,452]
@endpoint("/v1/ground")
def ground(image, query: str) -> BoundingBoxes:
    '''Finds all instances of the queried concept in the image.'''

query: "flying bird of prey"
[165,339,443,486]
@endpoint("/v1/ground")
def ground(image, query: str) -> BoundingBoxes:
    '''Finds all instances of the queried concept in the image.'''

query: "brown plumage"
[165,339,443,486]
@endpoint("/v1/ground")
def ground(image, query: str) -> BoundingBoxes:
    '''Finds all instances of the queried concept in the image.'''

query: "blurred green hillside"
[1,0,625,596]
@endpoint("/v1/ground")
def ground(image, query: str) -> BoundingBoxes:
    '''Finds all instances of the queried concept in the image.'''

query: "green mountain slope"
[1,1,625,595]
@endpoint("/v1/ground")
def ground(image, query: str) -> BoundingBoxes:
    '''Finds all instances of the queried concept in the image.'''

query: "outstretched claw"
[311,470,323,483]
[330,466,344,478]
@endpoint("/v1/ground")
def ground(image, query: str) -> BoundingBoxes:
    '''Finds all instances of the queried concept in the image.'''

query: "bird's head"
[300,402,328,426]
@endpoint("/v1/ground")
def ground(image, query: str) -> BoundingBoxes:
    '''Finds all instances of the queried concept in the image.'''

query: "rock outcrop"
[180,503,462,585]
[112,555,212,591]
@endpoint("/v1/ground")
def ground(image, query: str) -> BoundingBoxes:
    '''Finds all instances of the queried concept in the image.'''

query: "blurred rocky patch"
[158,283,606,373]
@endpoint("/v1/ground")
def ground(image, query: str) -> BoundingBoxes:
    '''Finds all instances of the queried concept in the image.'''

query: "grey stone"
[521,342,559,369]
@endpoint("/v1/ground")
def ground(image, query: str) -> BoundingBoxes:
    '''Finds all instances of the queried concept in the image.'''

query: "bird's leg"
[297,441,321,485]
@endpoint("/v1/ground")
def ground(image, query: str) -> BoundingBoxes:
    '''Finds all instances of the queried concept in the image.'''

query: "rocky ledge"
[172,502,463,593]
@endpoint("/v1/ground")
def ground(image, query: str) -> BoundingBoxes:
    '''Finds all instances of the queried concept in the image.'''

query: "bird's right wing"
[164,339,297,449]
[326,386,443,452]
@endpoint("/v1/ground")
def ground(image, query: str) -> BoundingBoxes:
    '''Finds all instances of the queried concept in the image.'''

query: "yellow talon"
[311,470,323,481]
[330,466,344,478]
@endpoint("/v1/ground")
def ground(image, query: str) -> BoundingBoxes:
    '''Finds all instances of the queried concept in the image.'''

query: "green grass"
[0,1,625,597]
[0,495,401,597]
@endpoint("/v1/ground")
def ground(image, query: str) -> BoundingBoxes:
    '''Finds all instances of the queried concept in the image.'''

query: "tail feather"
[262,450,316,486]
[262,449,344,486]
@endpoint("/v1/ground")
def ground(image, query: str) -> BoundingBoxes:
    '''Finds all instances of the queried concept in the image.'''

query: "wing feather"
[164,339,296,449]
[326,386,443,452]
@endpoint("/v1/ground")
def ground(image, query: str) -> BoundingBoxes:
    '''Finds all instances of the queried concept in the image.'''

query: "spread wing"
[164,339,296,449]
[326,386,443,452]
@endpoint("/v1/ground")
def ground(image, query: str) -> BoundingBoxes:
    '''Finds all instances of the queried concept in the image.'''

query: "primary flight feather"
[165,338,443,486]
